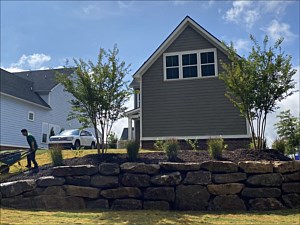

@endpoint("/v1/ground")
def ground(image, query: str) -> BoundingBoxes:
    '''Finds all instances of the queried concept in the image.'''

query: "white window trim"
[163,48,218,81]
[28,111,35,121]
[137,93,141,108]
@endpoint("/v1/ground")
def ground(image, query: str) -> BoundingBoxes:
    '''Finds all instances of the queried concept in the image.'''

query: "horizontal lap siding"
[142,25,248,138]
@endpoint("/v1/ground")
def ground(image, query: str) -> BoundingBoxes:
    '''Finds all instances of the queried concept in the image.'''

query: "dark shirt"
[27,134,38,150]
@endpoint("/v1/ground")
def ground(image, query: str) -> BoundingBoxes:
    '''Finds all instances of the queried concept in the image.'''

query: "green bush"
[186,139,198,151]
[164,139,180,162]
[207,137,224,159]
[272,138,286,154]
[154,140,165,151]
[108,132,118,149]
[126,141,140,161]
[49,144,64,166]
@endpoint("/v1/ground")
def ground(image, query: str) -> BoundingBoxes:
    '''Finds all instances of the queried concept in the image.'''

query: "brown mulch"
[2,149,291,183]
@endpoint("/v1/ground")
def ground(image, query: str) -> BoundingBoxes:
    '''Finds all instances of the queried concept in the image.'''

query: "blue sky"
[1,1,299,144]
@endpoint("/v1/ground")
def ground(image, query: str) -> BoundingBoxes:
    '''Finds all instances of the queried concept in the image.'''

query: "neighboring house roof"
[14,68,74,92]
[0,68,51,108]
[133,16,228,79]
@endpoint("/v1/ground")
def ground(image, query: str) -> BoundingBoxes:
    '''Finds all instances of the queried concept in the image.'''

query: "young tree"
[219,35,297,150]
[56,45,131,154]
[275,110,300,157]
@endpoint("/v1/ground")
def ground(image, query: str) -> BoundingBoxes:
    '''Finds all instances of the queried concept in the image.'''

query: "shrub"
[154,140,165,151]
[186,139,198,151]
[108,132,118,149]
[49,144,64,166]
[272,138,286,154]
[126,141,140,161]
[164,139,180,162]
[207,137,224,159]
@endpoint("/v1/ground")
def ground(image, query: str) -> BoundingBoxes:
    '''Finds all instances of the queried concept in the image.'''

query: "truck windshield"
[59,130,79,136]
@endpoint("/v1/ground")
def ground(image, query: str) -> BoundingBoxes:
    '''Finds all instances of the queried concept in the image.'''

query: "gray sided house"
[125,16,251,150]
[0,68,81,149]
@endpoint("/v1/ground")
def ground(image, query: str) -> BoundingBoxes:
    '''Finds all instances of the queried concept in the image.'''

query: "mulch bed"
[2,149,291,183]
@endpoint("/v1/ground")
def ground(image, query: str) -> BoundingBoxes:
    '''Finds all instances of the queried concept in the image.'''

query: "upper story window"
[28,111,34,121]
[165,55,179,79]
[164,48,218,80]
[137,93,141,108]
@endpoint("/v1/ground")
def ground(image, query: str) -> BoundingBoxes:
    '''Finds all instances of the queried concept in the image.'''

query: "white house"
[0,68,82,149]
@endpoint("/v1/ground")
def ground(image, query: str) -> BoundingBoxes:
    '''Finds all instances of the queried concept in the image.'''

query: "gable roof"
[133,16,228,79]
[14,68,74,92]
[0,68,51,108]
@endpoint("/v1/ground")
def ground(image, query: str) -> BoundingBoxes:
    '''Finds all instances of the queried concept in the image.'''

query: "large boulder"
[90,175,119,188]
[52,165,98,177]
[273,161,300,174]
[34,195,85,209]
[238,161,273,173]
[36,176,65,187]
[143,201,170,210]
[99,163,120,175]
[0,180,36,198]
[249,198,285,210]
[282,194,300,208]
[23,187,45,197]
[201,161,238,173]
[246,173,283,186]
[241,187,281,198]
[207,183,244,195]
[183,171,211,185]
[175,185,210,210]
[209,195,246,211]
[65,175,91,186]
[42,186,65,196]
[144,187,175,202]
[150,172,182,186]
[64,185,100,199]
[212,173,247,184]
[159,162,201,171]
[120,163,160,175]
[1,196,36,209]
[283,172,300,182]
[111,199,142,210]
[101,187,141,199]
[121,173,150,187]
[282,182,300,193]
[86,199,109,209]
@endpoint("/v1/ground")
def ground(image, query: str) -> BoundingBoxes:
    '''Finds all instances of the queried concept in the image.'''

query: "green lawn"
[0,208,299,225]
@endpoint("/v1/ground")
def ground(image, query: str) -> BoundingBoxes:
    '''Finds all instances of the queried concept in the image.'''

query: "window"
[164,48,217,80]
[182,53,198,78]
[200,51,215,77]
[137,93,141,108]
[28,111,34,121]
[41,122,48,143]
[165,55,179,79]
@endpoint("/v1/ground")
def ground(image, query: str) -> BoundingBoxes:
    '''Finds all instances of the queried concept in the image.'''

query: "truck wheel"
[74,140,80,150]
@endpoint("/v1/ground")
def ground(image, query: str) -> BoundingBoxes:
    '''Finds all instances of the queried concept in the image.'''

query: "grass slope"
[0,208,299,225]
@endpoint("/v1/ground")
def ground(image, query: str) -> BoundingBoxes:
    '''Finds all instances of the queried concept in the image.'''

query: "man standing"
[21,129,39,172]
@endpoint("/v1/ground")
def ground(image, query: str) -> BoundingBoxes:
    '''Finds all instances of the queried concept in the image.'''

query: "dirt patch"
[2,149,291,183]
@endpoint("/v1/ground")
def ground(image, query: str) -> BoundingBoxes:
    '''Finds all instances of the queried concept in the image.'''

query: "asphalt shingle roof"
[14,68,74,92]
[0,69,51,108]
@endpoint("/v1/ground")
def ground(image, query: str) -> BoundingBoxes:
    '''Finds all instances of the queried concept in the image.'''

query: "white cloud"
[223,1,258,28]
[233,38,251,53]
[10,53,51,70]
[262,1,291,16]
[263,20,297,42]
[223,1,291,29]
[173,1,187,6]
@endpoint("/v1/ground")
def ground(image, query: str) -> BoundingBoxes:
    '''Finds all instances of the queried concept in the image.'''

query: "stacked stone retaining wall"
[1,161,299,211]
